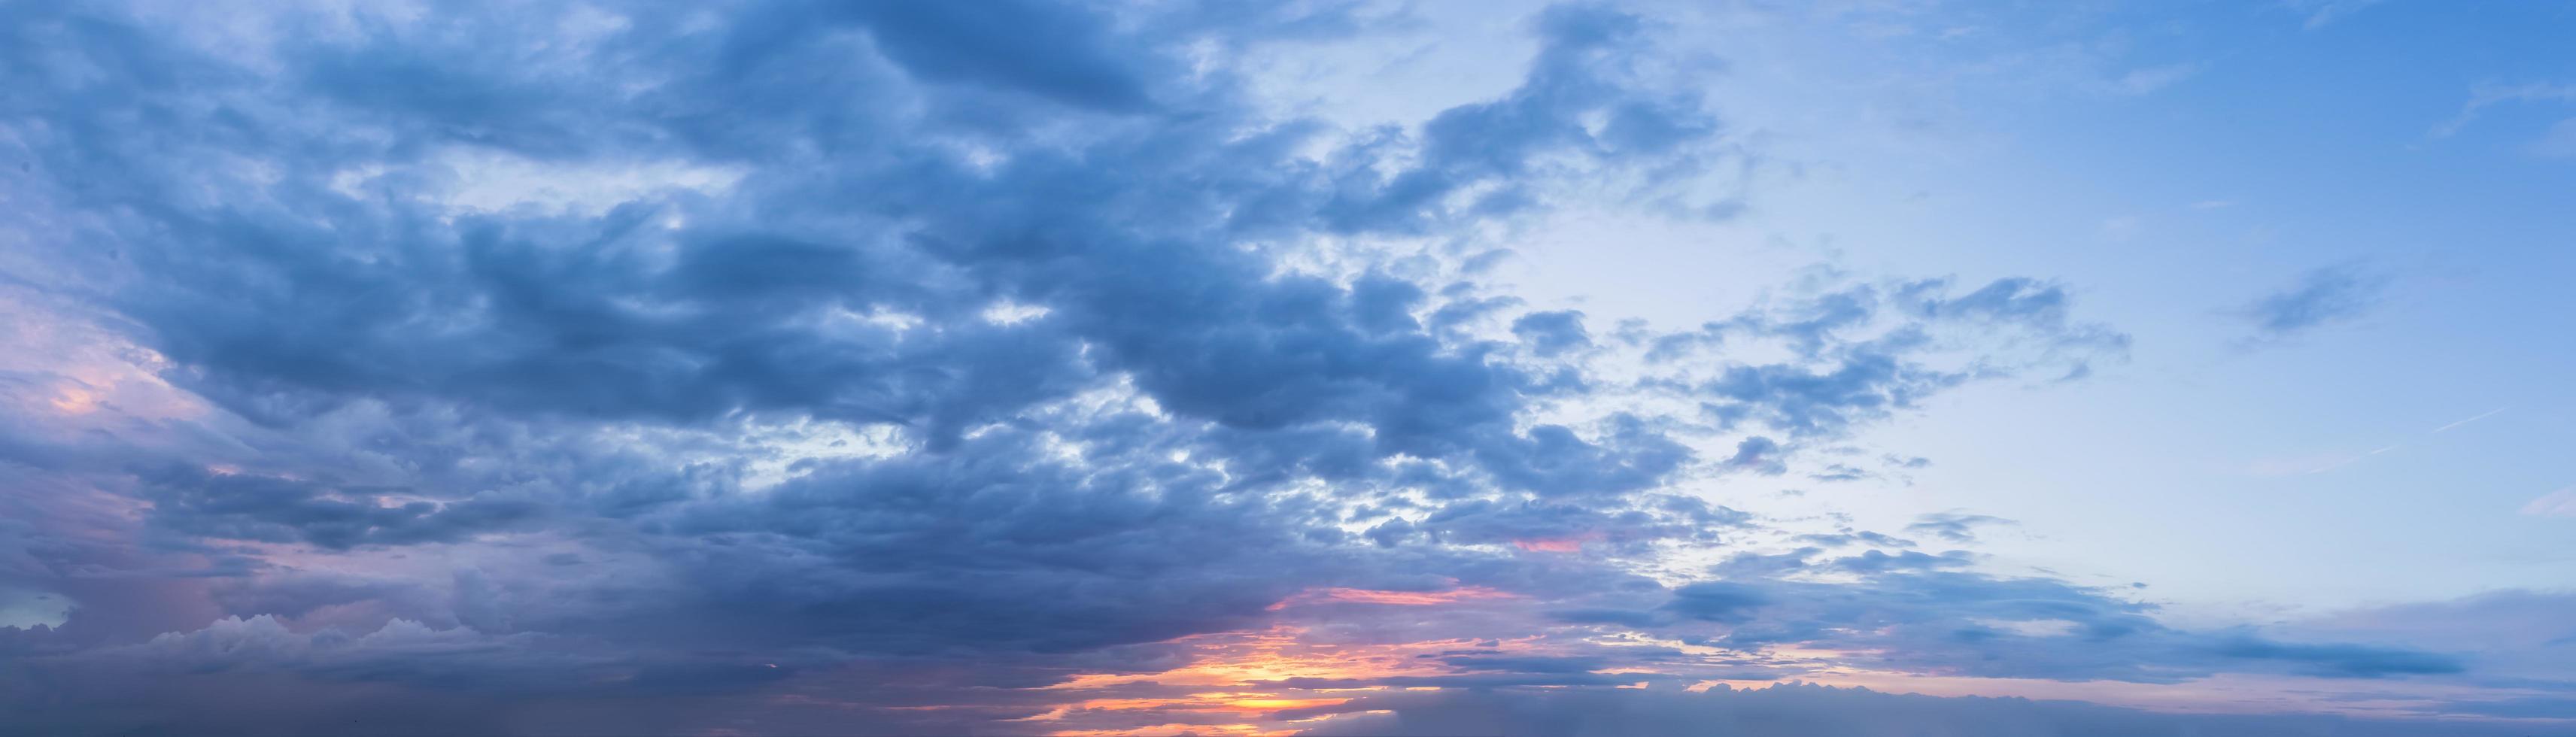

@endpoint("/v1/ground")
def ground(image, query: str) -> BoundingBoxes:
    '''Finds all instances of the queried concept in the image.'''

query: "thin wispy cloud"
[2520,487,2576,518]
[2431,81,2576,138]
[2236,264,2386,341]
[2256,407,2510,477]
[2433,408,2508,433]
[2289,0,2390,30]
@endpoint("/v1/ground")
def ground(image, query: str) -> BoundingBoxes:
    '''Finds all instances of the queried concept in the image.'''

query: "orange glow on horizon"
[1022,621,1606,735]
[1218,697,1348,711]
[1045,726,1294,737]
[1265,584,1520,611]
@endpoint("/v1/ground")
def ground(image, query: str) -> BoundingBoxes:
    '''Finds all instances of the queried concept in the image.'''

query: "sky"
[1,1,2571,735]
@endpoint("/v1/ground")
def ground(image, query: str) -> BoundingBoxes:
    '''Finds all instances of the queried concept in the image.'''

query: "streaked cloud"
[2520,487,2576,518]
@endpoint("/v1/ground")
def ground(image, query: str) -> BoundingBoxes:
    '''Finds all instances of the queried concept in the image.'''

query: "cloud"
[1554,544,2472,685]
[1906,512,2014,544]
[2107,63,2200,96]
[840,2,1159,111]
[2521,487,2576,518]
[1827,549,1973,575]
[2434,407,2508,433]
[0,1,2523,735]
[2532,117,2576,158]
[1291,682,2562,737]
[138,465,545,550]
[2432,81,2576,138]
[1723,435,1787,475]
[2204,636,2464,678]
[2288,0,2389,30]
[1513,310,1593,358]
[1682,278,2126,438]
[1793,529,1917,548]
[0,2,1773,727]
[2236,265,2385,340]
[87,615,567,685]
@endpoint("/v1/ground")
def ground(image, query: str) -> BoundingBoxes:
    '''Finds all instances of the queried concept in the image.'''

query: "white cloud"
[2527,117,2576,159]
[2517,487,2576,518]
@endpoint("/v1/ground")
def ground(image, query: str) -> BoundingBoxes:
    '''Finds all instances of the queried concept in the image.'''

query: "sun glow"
[1028,623,1575,734]
[1265,584,1522,611]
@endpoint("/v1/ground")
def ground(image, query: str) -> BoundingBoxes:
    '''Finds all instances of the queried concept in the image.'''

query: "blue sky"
[1,1,2571,735]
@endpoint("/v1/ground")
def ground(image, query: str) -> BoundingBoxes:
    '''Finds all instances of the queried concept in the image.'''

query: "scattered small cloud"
[2235,264,2386,341]
[1904,512,2014,544]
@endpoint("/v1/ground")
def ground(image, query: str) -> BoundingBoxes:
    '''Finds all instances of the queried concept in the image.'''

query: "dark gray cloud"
[138,465,545,550]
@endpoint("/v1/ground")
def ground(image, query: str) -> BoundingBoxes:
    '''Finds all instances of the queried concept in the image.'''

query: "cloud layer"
[0,2,2565,735]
